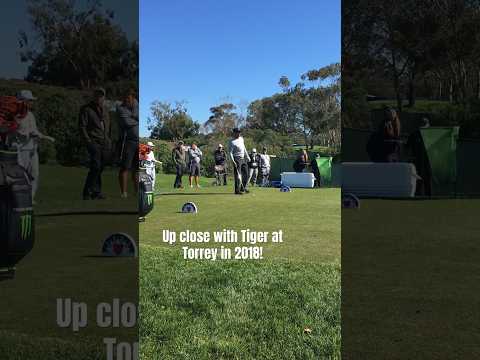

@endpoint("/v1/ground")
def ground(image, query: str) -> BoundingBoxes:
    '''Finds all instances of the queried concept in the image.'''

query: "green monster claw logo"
[147,193,153,206]
[20,214,32,240]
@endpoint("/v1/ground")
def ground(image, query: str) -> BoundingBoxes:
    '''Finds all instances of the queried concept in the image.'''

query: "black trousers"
[233,158,248,194]
[174,164,184,188]
[83,143,107,197]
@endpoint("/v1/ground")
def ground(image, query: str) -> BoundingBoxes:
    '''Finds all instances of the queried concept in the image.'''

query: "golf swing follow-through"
[229,127,250,195]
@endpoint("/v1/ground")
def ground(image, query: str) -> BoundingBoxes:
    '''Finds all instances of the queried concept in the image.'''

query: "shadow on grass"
[82,255,137,258]
[157,192,234,196]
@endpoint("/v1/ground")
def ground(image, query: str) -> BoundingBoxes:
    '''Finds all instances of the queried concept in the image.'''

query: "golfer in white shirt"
[145,141,162,189]
[228,128,251,195]
[15,90,55,200]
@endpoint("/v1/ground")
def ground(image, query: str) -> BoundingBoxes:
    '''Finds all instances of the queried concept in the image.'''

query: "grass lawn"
[0,165,138,359]
[140,174,341,359]
[342,199,480,359]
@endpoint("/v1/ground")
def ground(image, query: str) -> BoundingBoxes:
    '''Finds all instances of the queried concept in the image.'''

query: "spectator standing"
[79,87,111,200]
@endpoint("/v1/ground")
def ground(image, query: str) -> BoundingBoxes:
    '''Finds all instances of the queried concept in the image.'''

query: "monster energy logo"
[147,193,153,206]
[20,214,32,240]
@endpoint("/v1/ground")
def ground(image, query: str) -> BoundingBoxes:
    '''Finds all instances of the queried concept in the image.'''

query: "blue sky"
[140,0,340,136]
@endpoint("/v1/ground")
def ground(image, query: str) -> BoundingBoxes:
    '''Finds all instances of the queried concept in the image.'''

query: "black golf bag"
[138,167,154,218]
[0,152,35,269]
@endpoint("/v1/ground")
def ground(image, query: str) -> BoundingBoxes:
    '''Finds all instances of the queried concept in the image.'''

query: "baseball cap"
[252,148,257,152]
[232,127,241,134]
[218,144,223,148]
[147,141,155,147]
[16,90,36,101]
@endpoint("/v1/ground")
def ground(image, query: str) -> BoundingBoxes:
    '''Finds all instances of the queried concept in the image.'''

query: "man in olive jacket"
[172,141,186,189]
[79,88,112,200]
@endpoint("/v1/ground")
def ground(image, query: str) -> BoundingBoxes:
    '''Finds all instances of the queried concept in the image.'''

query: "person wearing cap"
[247,148,260,186]
[15,90,55,201]
[144,141,162,190]
[258,146,271,187]
[116,89,139,198]
[228,128,250,195]
[213,144,227,186]
[172,141,186,189]
[79,87,112,200]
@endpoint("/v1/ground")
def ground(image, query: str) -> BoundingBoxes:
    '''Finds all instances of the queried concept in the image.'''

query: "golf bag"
[214,164,226,186]
[0,96,34,271]
[139,169,154,217]
[139,145,154,218]
[0,152,35,268]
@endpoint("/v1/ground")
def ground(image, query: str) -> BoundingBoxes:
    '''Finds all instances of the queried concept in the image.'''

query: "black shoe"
[244,189,250,194]
[92,193,106,200]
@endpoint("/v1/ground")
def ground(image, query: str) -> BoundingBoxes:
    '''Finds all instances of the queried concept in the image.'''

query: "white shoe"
[121,192,128,198]
[196,184,201,188]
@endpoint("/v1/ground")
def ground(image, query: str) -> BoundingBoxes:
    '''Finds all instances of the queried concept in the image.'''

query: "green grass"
[342,199,480,359]
[140,174,341,359]
[0,165,138,359]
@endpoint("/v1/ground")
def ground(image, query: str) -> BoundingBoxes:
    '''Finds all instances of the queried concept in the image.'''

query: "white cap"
[252,148,257,152]
[147,141,155,147]
[218,144,223,148]
[17,90,36,101]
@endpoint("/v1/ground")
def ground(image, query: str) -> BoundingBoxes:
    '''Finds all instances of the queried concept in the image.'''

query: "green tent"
[315,157,333,186]
[420,127,459,195]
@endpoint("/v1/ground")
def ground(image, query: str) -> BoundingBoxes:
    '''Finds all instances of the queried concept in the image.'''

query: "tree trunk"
[449,79,454,103]
[391,49,403,112]
[407,69,416,108]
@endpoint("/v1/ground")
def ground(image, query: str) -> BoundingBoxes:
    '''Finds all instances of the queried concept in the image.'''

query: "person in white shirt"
[187,143,203,188]
[145,141,162,190]
[258,146,271,187]
[228,128,251,195]
[15,90,55,200]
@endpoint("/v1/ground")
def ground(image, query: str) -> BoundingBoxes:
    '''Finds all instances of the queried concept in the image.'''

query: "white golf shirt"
[229,136,250,161]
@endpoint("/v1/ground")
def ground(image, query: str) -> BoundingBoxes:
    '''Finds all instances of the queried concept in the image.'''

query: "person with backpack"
[214,144,227,186]
[247,148,260,186]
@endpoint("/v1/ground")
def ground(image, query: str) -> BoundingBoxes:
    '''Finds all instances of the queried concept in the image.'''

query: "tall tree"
[205,103,240,136]
[19,0,137,88]
[148,101,199,140]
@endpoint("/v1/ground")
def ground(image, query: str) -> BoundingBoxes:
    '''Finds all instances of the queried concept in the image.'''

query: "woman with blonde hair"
[382,107,402,162]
